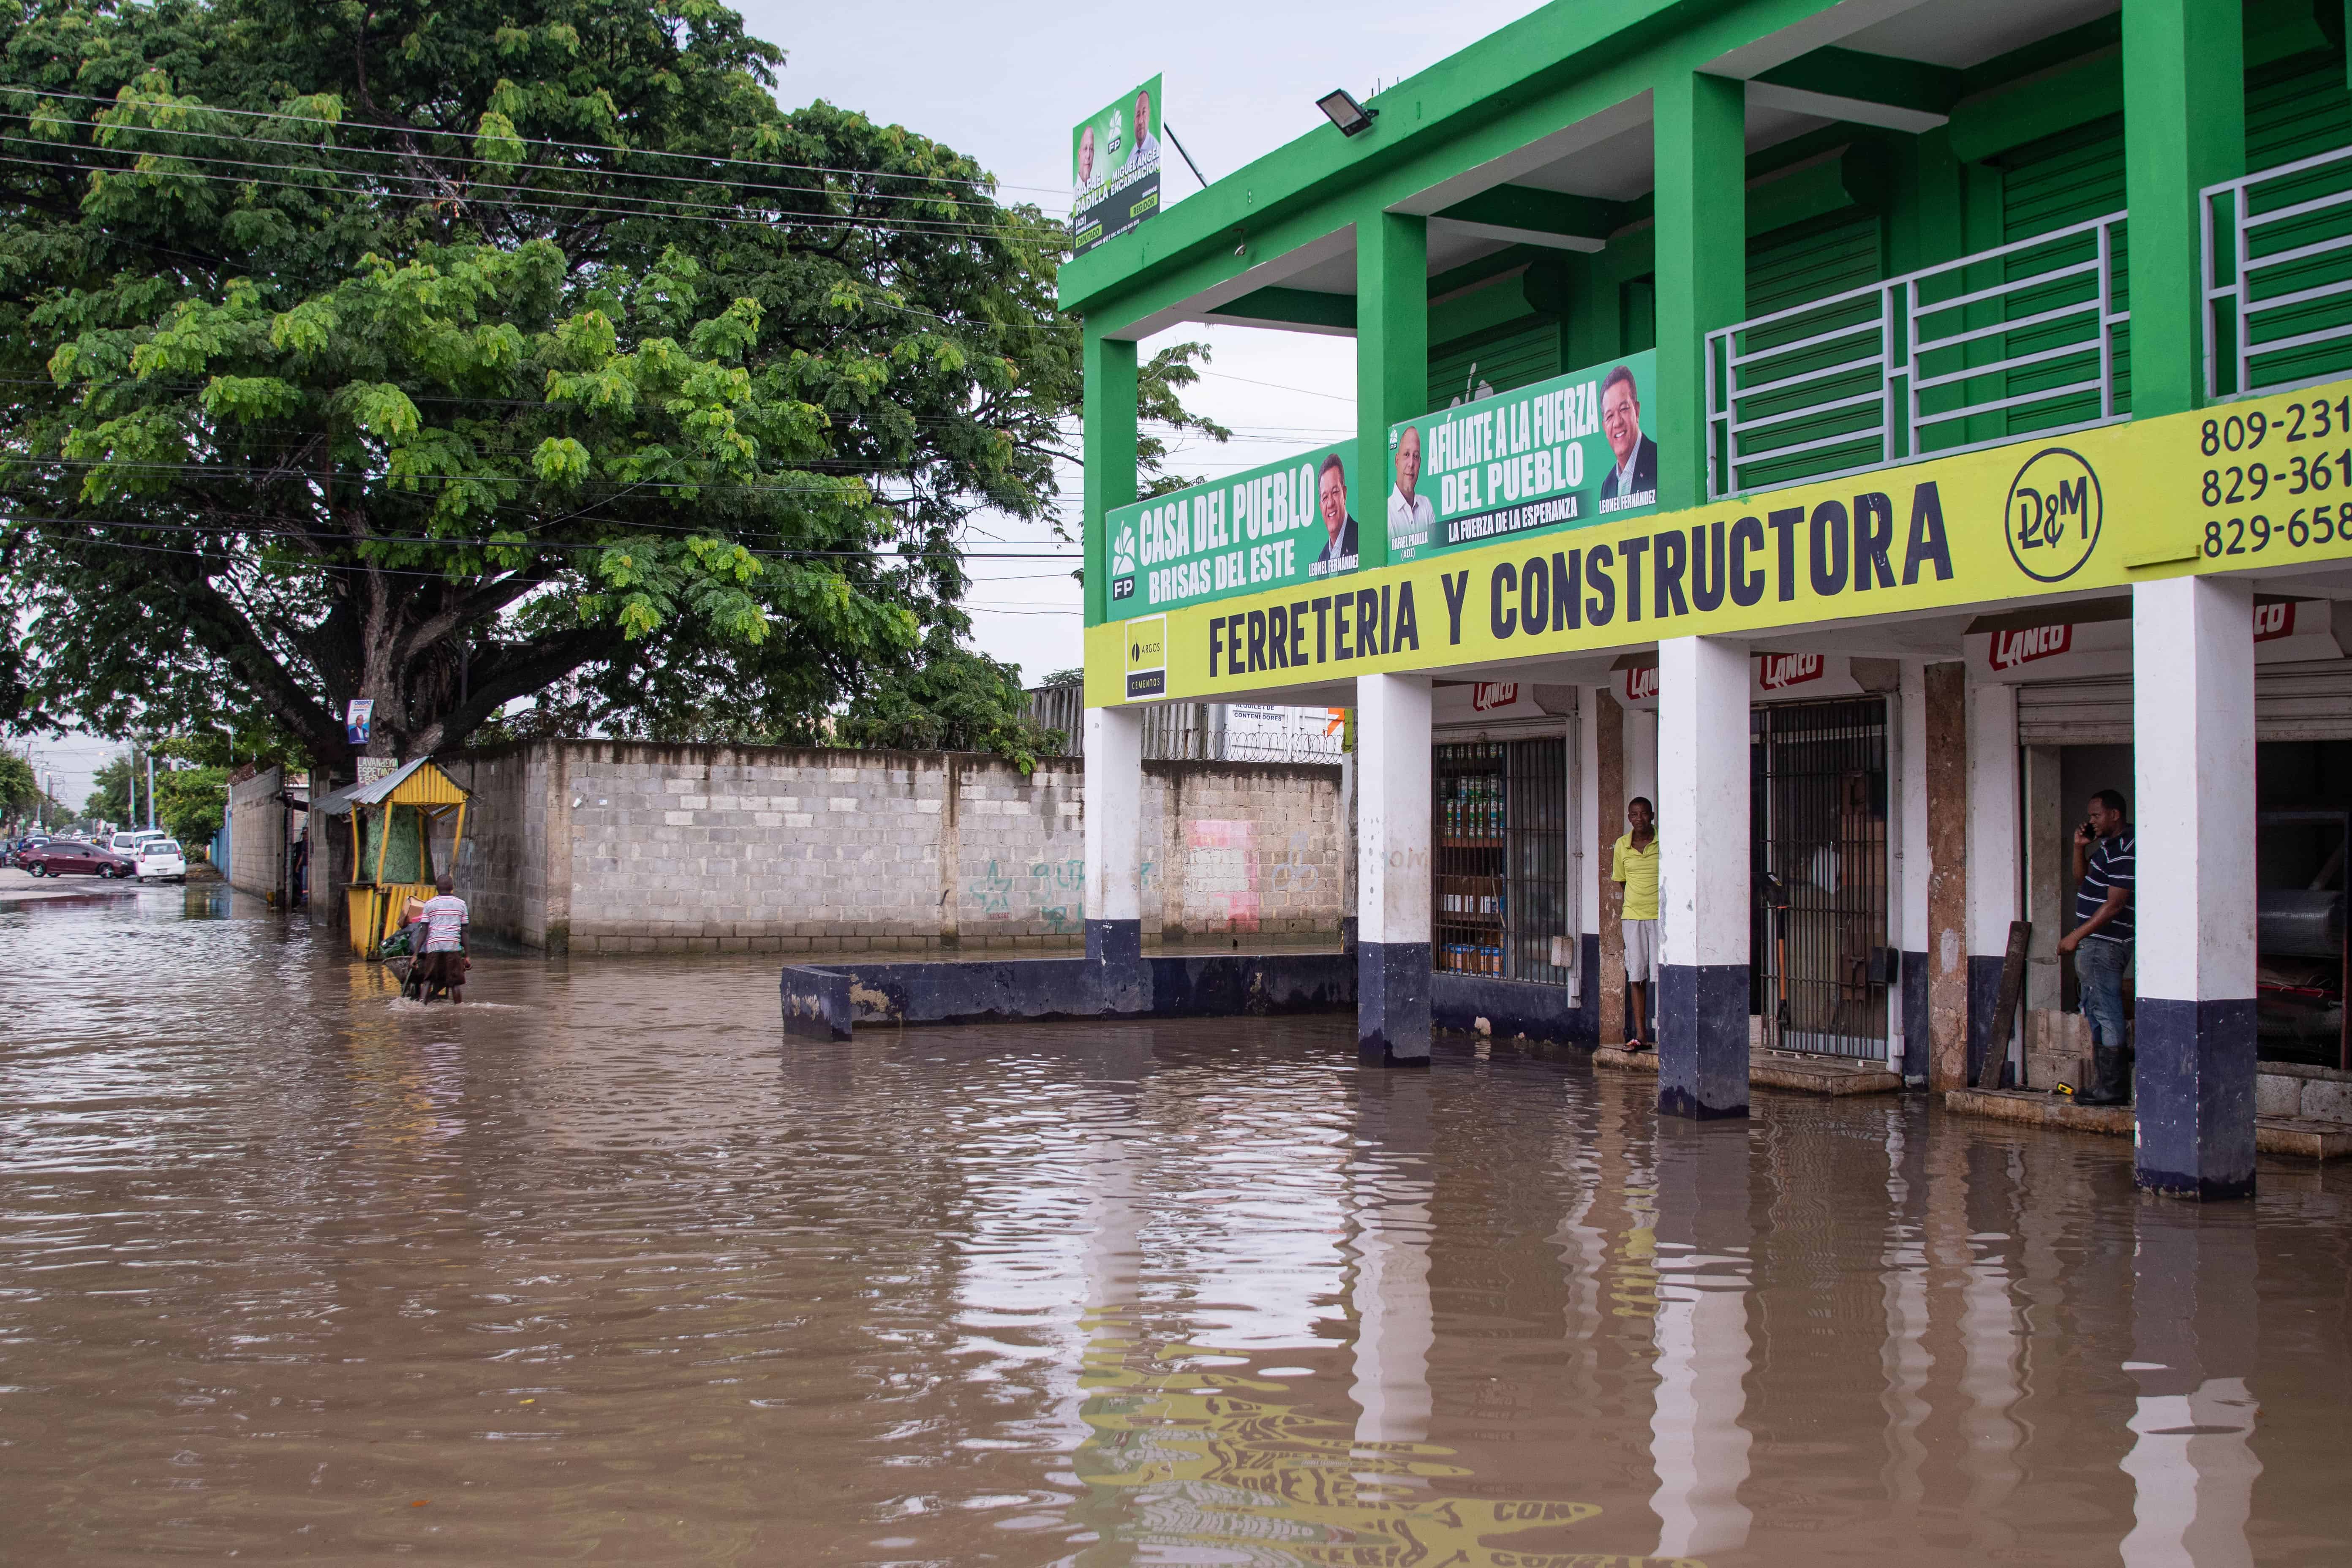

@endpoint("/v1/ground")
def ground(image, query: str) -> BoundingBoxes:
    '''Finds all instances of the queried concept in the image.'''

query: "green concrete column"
[1655,70,1747,510]
[2123,0,2244,418]
[1356,210,1427,572]
[1082,327,1137,628]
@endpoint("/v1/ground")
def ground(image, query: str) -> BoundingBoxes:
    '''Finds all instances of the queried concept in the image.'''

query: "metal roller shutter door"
[1429,320,1559,409]
[2016,678,2132,745]
[1730,213,1888,491]
[2017,662,2352,744]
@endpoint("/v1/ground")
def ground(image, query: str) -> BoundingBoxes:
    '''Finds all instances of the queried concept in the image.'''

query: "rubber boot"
[2077,1045,2129,1107]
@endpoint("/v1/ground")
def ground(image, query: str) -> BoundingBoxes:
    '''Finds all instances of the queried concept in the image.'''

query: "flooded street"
[5,886,2352,1564]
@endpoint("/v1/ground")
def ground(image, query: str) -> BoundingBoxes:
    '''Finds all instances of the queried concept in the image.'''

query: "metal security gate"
[1752,698,1891,1058]
[1432,737,1573,983]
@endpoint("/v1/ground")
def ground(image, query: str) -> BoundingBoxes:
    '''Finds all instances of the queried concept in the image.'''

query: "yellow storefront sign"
[1085,381,2352,706]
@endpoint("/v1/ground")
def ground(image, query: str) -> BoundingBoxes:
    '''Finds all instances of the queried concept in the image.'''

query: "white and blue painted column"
[1656,634,1750,1119]
[1966,682,2022,1087]
[1084,705,1146,1008]
[1357,672,1433,1064]
[1895,660,1933,1084]
[2132,576,2258,1200]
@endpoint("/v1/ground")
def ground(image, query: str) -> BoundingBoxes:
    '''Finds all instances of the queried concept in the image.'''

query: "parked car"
[107,830,169,859]
[21,839,136,878]
[132,838,186,883]
[2,836,46,867]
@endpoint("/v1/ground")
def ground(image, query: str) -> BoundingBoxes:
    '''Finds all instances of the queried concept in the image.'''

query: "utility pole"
[145,746,157,832]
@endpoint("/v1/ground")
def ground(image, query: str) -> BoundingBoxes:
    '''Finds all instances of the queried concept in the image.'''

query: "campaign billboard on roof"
[1070,76,1164,255]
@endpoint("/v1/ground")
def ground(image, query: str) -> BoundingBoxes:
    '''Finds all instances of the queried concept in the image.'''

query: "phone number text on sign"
[2195,389,2352,560]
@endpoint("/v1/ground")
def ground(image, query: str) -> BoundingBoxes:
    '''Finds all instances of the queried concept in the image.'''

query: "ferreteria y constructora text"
[1193,482,1955,680]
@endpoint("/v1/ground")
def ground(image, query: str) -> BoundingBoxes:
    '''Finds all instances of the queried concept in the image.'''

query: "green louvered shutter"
[1997,115,2129,435]
[1725,212,1886,492]
[1427,319,1560,410]
[2235,55,2352,390]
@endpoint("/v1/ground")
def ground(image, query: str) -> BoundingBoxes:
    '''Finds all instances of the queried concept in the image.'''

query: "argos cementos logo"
[2005,447,2102,583]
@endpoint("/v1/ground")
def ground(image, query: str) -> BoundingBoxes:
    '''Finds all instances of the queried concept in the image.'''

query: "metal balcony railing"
[1706,212,2129,501]
[2205,143,2352,399]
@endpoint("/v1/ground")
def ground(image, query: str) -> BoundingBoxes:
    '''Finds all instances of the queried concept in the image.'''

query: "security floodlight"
[1318,89,1379,137]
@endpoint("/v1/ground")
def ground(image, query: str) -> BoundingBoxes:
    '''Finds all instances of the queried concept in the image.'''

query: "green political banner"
[1384,349,1661,563]
[1071,76,1164,255]
[1107,440,1362,615]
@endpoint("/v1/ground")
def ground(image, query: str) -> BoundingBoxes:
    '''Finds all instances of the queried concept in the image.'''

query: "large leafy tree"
[0,0,1216,775]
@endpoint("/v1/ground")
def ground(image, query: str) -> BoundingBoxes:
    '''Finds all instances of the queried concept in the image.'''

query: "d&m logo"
[1124,615,1167,698]
[2005,447,2102,583]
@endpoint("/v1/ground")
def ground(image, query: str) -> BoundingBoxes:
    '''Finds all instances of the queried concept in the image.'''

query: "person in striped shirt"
[2058,789,2133,1105]
[412,874,470,1004]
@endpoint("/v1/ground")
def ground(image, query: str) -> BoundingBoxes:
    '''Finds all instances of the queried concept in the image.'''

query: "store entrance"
[1433,738,1573,985]
[1751,698,1892,1059]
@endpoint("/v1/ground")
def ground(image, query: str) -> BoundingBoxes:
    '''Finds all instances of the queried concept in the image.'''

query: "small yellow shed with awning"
[314,758,471,958]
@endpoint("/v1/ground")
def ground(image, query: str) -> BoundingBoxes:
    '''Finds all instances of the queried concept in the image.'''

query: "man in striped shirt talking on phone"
[2057,789,2134,1105]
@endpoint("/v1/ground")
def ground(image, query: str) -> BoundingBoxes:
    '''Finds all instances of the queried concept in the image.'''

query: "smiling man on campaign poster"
[1385,349,1661,563]
[1107,440,1360,616]
[1070,76,1164,256]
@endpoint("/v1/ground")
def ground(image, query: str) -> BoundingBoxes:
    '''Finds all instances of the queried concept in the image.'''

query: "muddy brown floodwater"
[5,885,2352,1564]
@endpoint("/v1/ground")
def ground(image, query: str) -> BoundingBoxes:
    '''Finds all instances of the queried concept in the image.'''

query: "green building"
[890,0,2352,1201]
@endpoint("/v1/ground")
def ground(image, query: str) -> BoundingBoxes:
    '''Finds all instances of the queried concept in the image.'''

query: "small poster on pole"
[346,699,374,748]
[1071,76,1164,255]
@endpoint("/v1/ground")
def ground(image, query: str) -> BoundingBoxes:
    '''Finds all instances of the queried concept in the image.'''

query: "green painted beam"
[1947,48,2122,164]
[1081,330,1136,629]
[1755,46,1962,114]
[1206,287,1357,330]
[1435,185,1626,245]
[1958,13,2121,95]
[1745,155,1862,237]
[1429,271,1544,348]
[2126,0,2245,417]
[1059,0,1842,329]
[1655,68,1746,510]
[1948,2,2323,165]
[1356,210,1428,572]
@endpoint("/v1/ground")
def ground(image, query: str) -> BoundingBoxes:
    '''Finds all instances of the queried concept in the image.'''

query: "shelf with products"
[1432,735,1572,988]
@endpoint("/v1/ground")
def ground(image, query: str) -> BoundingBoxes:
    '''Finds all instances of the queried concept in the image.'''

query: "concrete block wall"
[2256,1062,2352,1123]
[226,766,287,901]
[1141,761,1347,939]
[442,740,1345,956]
[447,748,553,949]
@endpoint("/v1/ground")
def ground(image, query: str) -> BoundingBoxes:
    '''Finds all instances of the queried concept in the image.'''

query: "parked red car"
[22,838,136,879]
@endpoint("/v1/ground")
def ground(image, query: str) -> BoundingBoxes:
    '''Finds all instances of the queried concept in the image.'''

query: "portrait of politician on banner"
[1070,75,1164,256]
[1385,349,1662,563]
[1106,440,1360,616]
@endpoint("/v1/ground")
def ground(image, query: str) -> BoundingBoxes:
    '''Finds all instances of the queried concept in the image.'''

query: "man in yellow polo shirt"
[1611,796,1659,1051]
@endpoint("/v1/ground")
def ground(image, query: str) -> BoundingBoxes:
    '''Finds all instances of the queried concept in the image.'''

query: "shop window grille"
[1752,699,1890,1059]
[1433,738,1571,985]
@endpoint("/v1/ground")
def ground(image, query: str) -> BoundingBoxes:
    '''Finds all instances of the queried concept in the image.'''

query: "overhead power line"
[0,99,1031,215]
[0,84,1075,199]
[0,509,1078,561]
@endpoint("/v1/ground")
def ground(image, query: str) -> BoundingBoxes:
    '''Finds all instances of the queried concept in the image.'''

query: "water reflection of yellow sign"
[1073,1323,1704,1566]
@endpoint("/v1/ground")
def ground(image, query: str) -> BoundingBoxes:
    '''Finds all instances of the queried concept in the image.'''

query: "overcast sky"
[13,2,1546,806]
[744,0,1546,682]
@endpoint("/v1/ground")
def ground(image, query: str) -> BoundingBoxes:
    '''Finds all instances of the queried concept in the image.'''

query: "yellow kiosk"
[324,758,471,958]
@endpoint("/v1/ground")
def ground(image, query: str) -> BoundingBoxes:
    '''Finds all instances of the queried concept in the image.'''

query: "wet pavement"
[4,883,2351,1564]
